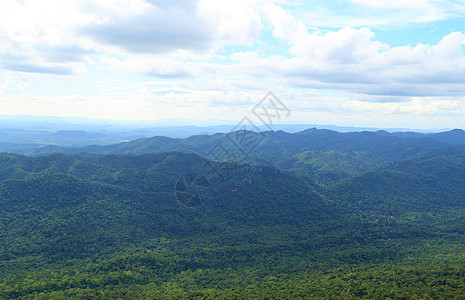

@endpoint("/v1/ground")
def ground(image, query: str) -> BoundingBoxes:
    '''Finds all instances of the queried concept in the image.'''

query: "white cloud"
[292,27,387,63]
[252,7,465,97]
[0,0,264,75]
[0,0,95,74]
[198,0,263,45]
[1,0,465,129]
[99,21,465,98]
[263,2,307,41]
[81,0,214,54]
[433,31,465,60]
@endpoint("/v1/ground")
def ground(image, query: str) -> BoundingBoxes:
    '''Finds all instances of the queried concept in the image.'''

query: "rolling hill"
[1,129,465,298]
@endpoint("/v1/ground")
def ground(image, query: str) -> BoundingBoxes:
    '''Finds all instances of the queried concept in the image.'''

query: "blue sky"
[0,0,464,129]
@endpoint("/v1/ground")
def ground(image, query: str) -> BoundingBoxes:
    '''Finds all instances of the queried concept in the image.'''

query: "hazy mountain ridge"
[1,126,464,154]
[14,128,464,186]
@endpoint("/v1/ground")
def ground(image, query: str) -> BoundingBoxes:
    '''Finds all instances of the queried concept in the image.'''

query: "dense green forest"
[1,128,465,298]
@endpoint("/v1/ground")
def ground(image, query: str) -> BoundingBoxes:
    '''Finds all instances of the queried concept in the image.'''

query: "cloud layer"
[0,0,465,128]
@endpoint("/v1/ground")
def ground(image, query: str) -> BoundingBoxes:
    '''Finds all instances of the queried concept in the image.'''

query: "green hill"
[19,128,465,187]
[2,132,465,298]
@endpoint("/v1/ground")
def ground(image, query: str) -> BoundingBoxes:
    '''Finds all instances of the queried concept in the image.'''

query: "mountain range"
[1,127,465,298]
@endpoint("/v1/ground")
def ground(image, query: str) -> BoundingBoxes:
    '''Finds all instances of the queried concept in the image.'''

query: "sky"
[0,0,465,129]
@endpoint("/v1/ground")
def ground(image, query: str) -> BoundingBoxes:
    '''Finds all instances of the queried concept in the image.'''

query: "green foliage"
[1,130,465,298]
[17,128,462,187]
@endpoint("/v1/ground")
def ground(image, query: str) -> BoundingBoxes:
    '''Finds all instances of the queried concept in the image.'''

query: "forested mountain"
[329,154,465,214]
[2,129,465,298]
[20,128,465,186]
[0,152,339,270]
[21,128,460,156]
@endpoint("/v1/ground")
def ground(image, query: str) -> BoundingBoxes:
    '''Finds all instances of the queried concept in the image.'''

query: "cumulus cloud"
[0,0,263,75]
[0,0,95,75]
[100,20,465,97]
[81,0,214,54]
[254,6,465,97]
[80,0,263,54]
[1,0,465,128]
